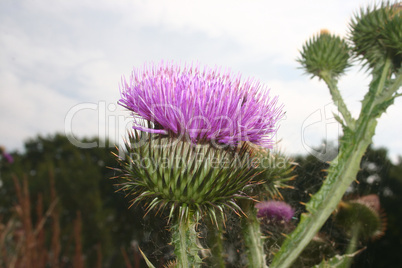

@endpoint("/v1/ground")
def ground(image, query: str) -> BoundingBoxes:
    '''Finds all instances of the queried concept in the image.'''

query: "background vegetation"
[1,134,401,267]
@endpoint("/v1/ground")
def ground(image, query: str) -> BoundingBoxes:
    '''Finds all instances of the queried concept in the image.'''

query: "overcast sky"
[1,0,401,161]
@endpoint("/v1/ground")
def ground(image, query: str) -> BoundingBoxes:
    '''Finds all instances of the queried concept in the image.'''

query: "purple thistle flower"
[2,152,13,164]
[119,62,284,148]
[0,146,13,164]
[256,201,294,222]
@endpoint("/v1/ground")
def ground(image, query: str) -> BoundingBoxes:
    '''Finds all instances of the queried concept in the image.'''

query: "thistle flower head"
[116,63,286,224]
[255,200,294,222]
[119,62,284,148]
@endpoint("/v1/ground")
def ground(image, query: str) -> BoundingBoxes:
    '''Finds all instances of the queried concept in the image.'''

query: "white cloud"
[0,71,75,147]
[114,0,373,63]
[0,0,401,160]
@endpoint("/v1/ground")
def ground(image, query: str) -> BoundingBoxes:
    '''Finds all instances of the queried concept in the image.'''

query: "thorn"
[337,201,348,209]
[280,233,289,238]
[299,202,306,206]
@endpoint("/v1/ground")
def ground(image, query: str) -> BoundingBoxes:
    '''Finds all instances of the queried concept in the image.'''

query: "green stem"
[341,225,360,268]
[360,58,394,114]
[321,72,355,129]
[206,216,225,268]
[375,59,392,97]
[270,59,393,268]
[240,201,267,268]
[171,211,202,268]
[377,71,402,103]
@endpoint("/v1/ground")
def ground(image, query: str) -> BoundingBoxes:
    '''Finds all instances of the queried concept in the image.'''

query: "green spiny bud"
[334,194,386,240]
[350,3,402,72]
[383,4,402,70]
[298,29,351,80]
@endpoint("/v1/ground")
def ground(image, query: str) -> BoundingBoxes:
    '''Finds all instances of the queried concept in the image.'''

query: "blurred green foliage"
[0,134,171,267]
[1,135,402,267]
[281,145,402,267]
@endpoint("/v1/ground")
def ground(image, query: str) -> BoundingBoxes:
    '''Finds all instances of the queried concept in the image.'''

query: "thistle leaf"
[313,251,361,268]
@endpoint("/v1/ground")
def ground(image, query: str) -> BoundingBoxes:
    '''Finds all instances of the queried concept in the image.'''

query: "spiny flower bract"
[119,62,284,149]
[251,148,296,198]
[115,130,262,223]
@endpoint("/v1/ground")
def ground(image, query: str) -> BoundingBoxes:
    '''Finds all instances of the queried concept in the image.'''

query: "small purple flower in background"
[3,153,13,164]
[119,62,284,148]
[256,201,294,223]
[0,146,14,164]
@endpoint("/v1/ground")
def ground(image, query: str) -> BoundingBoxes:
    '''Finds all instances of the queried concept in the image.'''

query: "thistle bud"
[334,194,386,240]
[350,3,402,71]
[298,30,351,80]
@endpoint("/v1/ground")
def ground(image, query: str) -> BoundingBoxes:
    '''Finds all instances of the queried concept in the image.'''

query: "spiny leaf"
[313,250,363,268]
